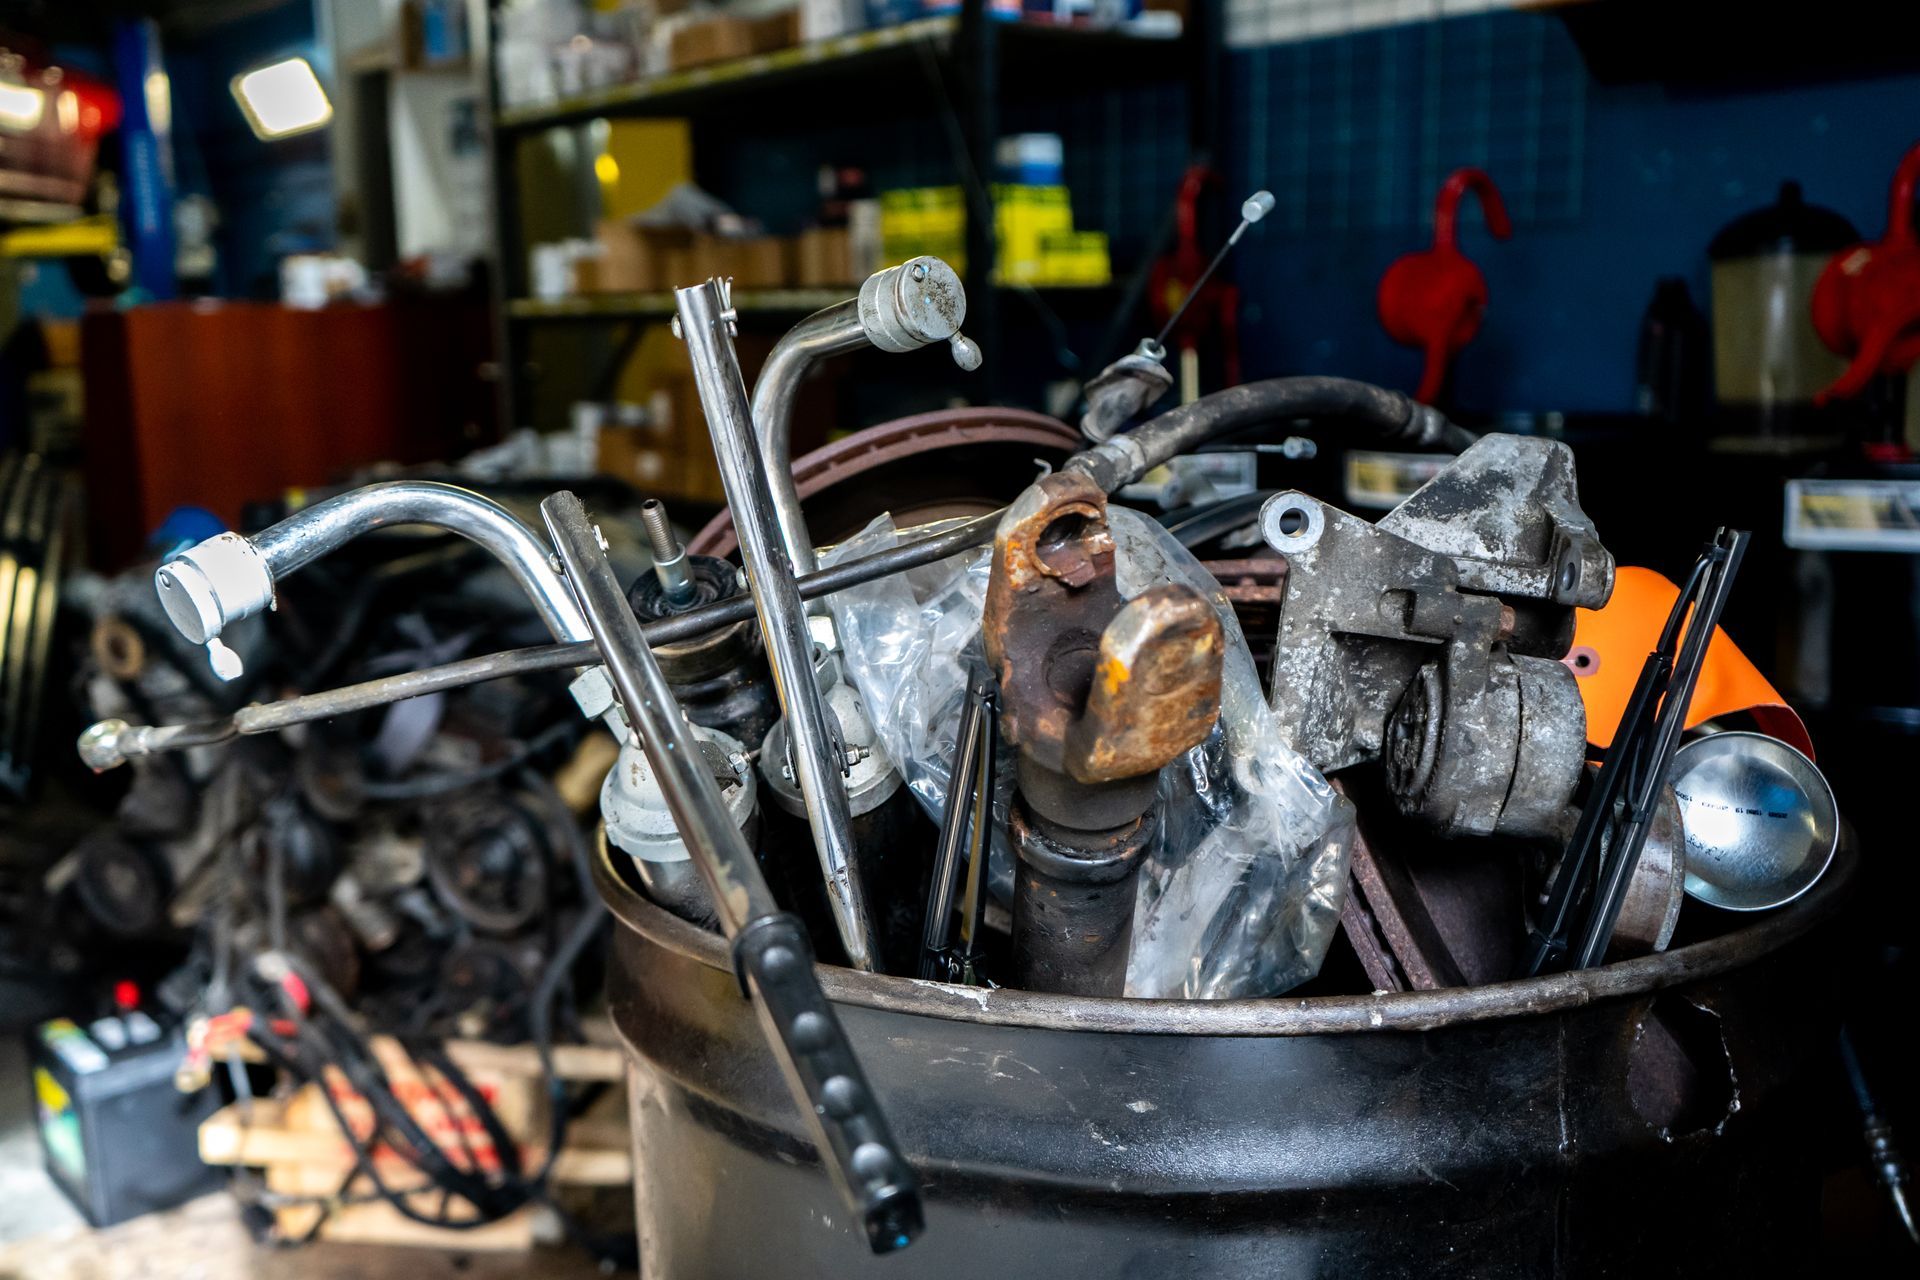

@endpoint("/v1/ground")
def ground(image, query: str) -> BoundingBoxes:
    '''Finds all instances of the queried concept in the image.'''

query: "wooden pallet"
[198,1036,630,1251]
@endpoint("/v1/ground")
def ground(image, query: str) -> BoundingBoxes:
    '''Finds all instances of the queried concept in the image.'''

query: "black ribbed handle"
[733,913,923,1254]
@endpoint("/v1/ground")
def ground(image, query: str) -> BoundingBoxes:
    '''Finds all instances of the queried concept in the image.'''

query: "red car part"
[1377,168,1512,405]
[1810,141,1920,404]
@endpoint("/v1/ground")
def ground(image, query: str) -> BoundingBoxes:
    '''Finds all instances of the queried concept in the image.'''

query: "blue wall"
[1225,10,1920,414]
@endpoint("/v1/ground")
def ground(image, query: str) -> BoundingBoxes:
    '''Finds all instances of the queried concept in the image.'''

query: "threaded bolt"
[640,499,676,558]
[642,498,697,608]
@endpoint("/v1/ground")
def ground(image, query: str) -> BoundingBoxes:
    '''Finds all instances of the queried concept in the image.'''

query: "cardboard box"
[577,221,693,294]
[748,9,802,53]
[669,15,756,69]
[733,237,792,288]
[688,234,740,283]
[795,226,855,287]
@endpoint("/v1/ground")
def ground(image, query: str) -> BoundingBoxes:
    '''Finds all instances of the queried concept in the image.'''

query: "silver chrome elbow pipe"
[749,257,981,574]
[154,481,592,664]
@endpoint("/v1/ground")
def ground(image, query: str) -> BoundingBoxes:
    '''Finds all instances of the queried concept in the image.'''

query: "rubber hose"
[1065,376,1475,493]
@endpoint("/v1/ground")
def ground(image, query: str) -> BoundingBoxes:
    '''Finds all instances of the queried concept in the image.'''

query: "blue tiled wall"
[1226,10,1920,413]
[694,8,1915,415]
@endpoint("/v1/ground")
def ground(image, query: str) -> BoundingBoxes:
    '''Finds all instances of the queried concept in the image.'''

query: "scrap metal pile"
[78,256,1842,1256]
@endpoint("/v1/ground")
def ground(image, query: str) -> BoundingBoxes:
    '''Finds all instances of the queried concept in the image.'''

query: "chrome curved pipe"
[748,257,978,576]
[750,301,868,577]
[155,480,590,648]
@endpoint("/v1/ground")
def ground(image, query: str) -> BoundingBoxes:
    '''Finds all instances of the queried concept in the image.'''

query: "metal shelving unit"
[483,0,1222,427]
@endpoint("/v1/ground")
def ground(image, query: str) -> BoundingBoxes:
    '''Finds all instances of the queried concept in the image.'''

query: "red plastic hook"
[1433,167,1513,253]
[1378,168,1512,405]
[1810,141,1920,404]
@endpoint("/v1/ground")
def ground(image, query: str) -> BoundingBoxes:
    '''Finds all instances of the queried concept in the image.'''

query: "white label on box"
[1783,478,1920,553]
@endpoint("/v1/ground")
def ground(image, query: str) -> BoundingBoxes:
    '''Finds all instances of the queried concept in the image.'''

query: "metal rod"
[1151,189,1275,349]
[641,497,697,608]
[249,481,591,642]
[749,300,868,576]
[676,279,882,973]
[541,490,922,1254]
[920,674,993,980]
[542,492,778,931]
[152,479,591,681]
[78,511,1008,772]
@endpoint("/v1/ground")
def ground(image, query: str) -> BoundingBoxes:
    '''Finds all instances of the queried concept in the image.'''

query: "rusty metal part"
[983,472,1223,998]
[689,407,1079,560]
[1262,434,1608,842]
[91,615,149,682]
[984,472,1223,787]
[1009,805,1156,998]
[1337,790,1522,993]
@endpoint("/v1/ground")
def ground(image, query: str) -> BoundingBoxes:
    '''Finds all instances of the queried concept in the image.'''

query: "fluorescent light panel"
[231,56,331,140]
[0,81,45,131]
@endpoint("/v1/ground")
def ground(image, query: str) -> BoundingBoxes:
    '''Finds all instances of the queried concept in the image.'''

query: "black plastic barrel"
[595,841,1852,1279]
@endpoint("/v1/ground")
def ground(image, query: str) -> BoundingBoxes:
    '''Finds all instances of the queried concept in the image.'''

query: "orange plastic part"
[1566,566,1813,759]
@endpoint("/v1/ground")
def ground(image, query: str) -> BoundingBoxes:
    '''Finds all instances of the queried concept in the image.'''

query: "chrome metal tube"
[154,480,590,652]
[676,279,881,973]
[83,511,1008,773]
[548,492,922,1256]
[542,490,778,932]
[749,301,867,575]
[250,481,590,642]
[748,258,977,575]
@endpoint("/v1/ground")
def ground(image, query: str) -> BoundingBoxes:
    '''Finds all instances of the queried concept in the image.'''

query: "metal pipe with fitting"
[540,489,922,1255]
[750,257,981,574]
[676,278,883,973]
[77,510,1006,773]
[153,481,593,678]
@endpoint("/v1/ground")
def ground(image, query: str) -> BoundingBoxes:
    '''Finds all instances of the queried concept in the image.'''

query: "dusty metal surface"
[1375,432,1613,613]
[1261,434,1608,842]
[982,472,1224,996]
[984,472,1223,787]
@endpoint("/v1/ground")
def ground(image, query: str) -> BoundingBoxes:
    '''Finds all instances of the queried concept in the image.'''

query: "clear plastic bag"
[822,519,1017,900]
[825,505,1353,999]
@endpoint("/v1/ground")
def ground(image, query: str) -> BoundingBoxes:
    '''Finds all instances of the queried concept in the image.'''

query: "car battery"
[27,1013,225,1227]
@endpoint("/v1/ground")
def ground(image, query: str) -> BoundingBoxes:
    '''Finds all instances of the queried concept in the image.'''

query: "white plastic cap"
[153,532,274,646]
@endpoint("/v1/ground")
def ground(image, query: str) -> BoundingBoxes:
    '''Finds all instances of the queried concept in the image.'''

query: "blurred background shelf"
[507,279,1125,324]
[507,287,847,321]
[484,0,1222,424]
[495,17,1185,132]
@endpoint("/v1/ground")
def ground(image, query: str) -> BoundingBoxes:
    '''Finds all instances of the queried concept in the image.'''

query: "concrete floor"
[0,1038,84,1246]
[0,1039,612,1279]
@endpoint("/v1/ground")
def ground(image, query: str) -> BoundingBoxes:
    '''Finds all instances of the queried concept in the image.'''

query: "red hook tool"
[1810,141,1920,404]
[1377,168,1512,405]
